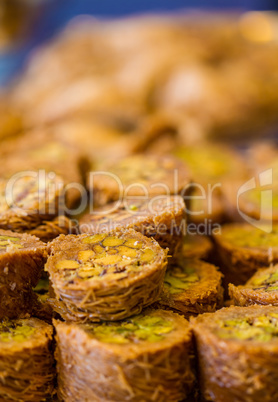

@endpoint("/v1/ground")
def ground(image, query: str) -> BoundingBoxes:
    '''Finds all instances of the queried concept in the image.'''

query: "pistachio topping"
[0,175,62,214]
[174,146,233,179]
[108,156,168,183]
[0,235,23,251]
[85,314,174,344]
[216,313,278,342]
[164,265,199,294]
[56,233,157,281]
[222,225,278,248]
[250,270,278,292]
[0,322,36,343]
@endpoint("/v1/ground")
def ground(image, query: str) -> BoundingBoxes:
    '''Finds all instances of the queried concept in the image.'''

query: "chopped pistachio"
[118,246,138,258]
[78,250,95,262]
[124,239,143,249]
[140,248,155,263]
[0,323,35,343]
[56,260,80,270]
[86,314,174,344]
[82,234,106,244]
[216,314,278,342]
[102,237,125,247]
[94,255,122,265]
[93,245,105,254]
[164,266,199,294]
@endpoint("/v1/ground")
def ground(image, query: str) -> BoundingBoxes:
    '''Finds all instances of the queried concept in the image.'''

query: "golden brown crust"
[158,259,223,318]
[0,131,86,209]
[0,317,55,401]
[0,174,65,232]
[54,309,195,401]
[46,230,168,322]
[0,230,47,320]
[28,216,77,243]
[213,223,278,287]
[191,306,278,402]
[229,264,278,306]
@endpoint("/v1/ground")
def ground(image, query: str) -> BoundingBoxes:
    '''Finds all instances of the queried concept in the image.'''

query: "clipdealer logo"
[237,168,273,233]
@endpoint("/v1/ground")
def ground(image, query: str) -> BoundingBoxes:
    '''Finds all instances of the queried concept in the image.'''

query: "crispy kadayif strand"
[191,305,278,402]
[54,309,195,402]
[0,230,47,320]
[46,230,168,322]
[0,317,55,401]
[28,215,77,242]
[79,196,186,255]
[229,264,278,306]
[158,259,223,318]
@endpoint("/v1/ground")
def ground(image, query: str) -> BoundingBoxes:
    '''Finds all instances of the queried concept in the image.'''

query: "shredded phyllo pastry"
[192,306,278,402]
[55,309,195,401]
[0,317,55,401]
[46,229,167,322]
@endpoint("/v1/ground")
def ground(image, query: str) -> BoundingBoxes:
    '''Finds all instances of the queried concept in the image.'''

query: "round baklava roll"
[229,263,278,306]
[191,305,278,402]
[158,259,223,318]
[0,317,55,401]
[0,173,64,232]
[88,154,191,206]
[79,195,186,256]
[46,229,167,322]
[0,229,46,319]
[55,308,195,402]
[213,223,278,287]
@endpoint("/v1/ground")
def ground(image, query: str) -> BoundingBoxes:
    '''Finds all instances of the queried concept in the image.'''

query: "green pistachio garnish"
[174,147,232,179]
[0,235,23,250]
[222,226,278,248]
[85,315,174,344]
[57,233,156,282]
[250,270,278,292]
[0,322,35,343]
[164,266,199,294]
[216,314,278,342]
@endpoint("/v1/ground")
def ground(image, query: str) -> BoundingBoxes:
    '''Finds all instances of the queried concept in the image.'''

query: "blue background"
[1,0,277,86]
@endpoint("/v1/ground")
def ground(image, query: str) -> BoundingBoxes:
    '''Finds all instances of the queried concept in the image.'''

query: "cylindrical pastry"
[0,133,86,209]
[0,174,64,232]
[46,229,168,322]
[191,305,278,402]
[0,229,46,319]
[213,223,278,287]
[229,264,278,306]
[79,195,186,256]
[88,154,191,206]
[55,309,195,402]
[158,259,223,318]
[173,144,247,224]
[0,317,55,401]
